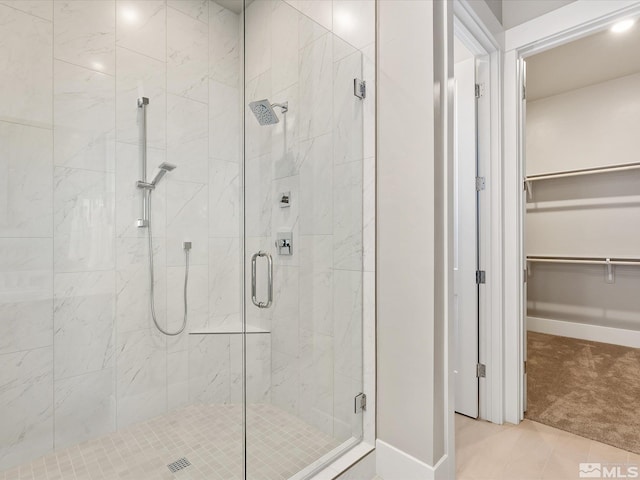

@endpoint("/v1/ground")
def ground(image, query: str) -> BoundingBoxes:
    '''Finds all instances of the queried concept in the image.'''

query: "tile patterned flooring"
[456,413,640,479]
[1,404,341,480]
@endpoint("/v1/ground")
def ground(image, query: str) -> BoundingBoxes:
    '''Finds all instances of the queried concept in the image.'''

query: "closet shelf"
[526,255,640,266]
[525,161,640,183]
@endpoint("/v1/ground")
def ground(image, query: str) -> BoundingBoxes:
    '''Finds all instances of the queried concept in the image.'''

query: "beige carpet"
[526,331,640,454]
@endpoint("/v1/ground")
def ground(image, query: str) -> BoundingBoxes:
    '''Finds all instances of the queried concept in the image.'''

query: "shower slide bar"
[526,255,640,284]
[137,97,150,228]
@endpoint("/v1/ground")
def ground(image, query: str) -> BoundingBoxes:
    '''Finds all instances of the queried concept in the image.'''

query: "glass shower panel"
[243,1,364,477]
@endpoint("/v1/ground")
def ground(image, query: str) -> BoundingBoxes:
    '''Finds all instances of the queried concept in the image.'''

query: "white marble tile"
[0,121,53,237]
[115,142,167,238]
[271,82,300,179]
[168,349,189,410]
[165,179,208,266]
[245,154,273,237]
[333,372,359,441]
[333,269,362,378]
[116,236,167,334]
[54,368,116,449]
[54,60,115,172]
[271,174,299,267]
[167,6,208,102]
[245,71,272,161]
[0,347,53,471]
[333,160,362,271]
[167,93,208,183]
[299,329,333,436]
[53,270,115,379]
[299,235,333,336]
[53,1,116,75]
[363,155,375,273]
[299,5,329,50]
[0,1,52,21]
[298,0,332,32]
[230,334,271,404]
[210,80,240,163]
[116,328,167,428]
[116,0,165,61]
[299,133,333,235]
[245,0,274,82]
[333,0,375,51]
[168,0,207,22]
[53,167,115,272]
[271,265,299,356]
[115,46,166,148]
[209,1,240,88]
[0,4,52,127]
[166,264,207,351]
[332,31,356,63]
[299,32,333,141]
[271,350,299,416]
[209,237,241,317]
[362,270,375,445]
[333,50,363,165]
[209,159,240,237]
[271,1,299,93]
[0,239,53,355]
[188,334,230,403]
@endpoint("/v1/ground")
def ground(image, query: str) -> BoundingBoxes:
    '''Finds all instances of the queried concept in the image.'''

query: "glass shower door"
[242,0,365,477]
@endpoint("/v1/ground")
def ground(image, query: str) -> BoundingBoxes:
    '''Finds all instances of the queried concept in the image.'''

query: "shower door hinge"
[476,363,486,378]
[475,176,486,191]
[354,78,366,99]
[524,361,527,374]
[476,270,486,284]
[522,85,526,101]
[475,83,485,98]
[354,393,367,413]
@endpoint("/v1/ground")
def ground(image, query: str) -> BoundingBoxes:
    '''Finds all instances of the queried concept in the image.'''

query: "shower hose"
[147,190,189,336]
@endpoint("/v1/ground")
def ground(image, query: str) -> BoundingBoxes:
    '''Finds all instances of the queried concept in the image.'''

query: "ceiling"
[526,20,640,101]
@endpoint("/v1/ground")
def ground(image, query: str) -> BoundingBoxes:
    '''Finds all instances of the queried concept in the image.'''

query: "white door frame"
[453,0,504,425]
[502,0,640,424]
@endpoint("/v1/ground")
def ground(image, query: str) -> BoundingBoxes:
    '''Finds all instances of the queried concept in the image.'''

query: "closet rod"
[526,256,640,266]
[525,161,640,182]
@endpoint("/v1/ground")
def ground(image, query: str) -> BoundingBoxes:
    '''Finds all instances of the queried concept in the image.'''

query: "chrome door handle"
[251,251,273,308]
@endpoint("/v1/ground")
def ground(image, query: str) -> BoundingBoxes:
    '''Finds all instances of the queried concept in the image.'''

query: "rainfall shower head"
[150,162,177,186]
[249,99,288,126]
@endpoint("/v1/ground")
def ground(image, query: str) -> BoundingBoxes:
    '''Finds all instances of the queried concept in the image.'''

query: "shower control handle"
[251,251,273,309]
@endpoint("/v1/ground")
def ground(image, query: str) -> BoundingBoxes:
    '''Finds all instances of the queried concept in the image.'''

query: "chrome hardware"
[275,232,292,255]
[280,191,291,208]
[251,251,273,309]
[137,97,150,228]
[183,241,192,251]
[476,363,486,378]
[136,181,155,190]
[353,78,366,99]
[354,393,367,413]
[476,270,486,284]
[475,176,486,191]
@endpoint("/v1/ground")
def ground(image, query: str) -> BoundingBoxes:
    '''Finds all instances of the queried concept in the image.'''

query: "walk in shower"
[0,0,375,478]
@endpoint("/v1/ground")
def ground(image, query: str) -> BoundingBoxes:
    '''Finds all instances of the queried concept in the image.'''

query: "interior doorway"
[519,19,640,454]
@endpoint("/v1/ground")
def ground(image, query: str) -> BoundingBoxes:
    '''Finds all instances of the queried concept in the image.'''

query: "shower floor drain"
[167,457,191,473]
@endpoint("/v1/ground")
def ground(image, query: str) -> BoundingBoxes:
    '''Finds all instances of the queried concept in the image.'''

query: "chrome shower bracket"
[272,101,288,114]
[137,96,150,228]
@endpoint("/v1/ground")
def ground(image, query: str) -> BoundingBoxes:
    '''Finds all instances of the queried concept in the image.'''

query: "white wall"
[526,72,640,331]
[377,0,450,476]
[502,0,576,29]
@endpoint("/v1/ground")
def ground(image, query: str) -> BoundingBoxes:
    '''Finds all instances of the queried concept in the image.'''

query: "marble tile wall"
[244,0,375,444]
[0,0,246,471]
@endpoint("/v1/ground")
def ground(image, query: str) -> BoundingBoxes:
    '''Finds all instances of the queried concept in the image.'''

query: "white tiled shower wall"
[0,0,245,470]
[0,0,375,472]
[243,0,375,443]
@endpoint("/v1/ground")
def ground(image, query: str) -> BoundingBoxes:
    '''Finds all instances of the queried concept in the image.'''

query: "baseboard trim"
[375,440,449,480]
[528,316,640,348]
